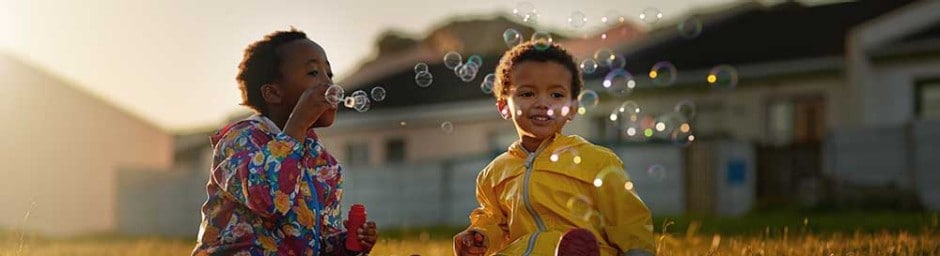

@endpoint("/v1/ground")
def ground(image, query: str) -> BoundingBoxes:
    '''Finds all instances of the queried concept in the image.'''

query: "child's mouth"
[530,114,553,123]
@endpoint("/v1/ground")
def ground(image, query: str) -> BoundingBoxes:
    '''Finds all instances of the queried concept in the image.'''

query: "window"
[917,79,940,120]
[385,138,406,164]
[766,96,826,145]
[345,141,370,166]
[768,101,794,145]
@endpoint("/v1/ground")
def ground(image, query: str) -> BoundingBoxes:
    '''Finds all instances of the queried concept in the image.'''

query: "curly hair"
[492,40,583,100]
[236,28,309,115]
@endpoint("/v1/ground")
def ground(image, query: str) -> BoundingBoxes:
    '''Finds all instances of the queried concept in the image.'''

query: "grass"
[2,211,938,255]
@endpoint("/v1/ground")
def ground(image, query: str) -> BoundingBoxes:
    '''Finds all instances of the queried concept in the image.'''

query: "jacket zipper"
[522,143,549,256]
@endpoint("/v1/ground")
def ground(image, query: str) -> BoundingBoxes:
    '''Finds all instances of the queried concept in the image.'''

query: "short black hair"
[493,40,583,100]
[236,28,309,115]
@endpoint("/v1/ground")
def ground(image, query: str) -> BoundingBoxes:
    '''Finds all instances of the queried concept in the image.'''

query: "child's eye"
[519,92,535,97]
[552,93,566,98]
[308,70,319,77]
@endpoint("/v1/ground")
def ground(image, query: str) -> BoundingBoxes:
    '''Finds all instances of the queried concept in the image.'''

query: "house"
[586,0,940,211]
[115,0,940,236]
[0,52,173,236]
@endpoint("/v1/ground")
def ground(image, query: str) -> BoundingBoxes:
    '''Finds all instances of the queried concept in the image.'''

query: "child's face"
[276,39,336,127]
[499,61,577,145]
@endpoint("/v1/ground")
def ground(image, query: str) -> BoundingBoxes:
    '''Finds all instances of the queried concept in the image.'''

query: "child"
[454,41,655,256]
[192,29,377,256]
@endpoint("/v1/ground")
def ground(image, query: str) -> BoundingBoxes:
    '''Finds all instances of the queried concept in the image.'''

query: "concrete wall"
[826,125,911,188]
[825,119,940,211]
[913,119,940,211]
[0,54,173,236]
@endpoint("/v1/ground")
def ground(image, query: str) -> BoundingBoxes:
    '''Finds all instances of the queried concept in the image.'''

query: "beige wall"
[0,54,173,236]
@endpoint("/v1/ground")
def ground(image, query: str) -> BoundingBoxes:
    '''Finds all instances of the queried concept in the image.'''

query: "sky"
[0,0,776,132]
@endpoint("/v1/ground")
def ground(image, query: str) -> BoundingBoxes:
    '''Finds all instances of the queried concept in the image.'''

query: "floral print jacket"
[192,115,354,256]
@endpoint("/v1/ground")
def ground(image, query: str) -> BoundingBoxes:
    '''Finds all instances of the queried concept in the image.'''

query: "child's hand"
[454,229,487,256]
[284,85,334,140]
[356,221,377,252]
[344,220,377,252]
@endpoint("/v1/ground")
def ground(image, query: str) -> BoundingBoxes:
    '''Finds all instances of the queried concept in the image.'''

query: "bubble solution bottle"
[345,204,367,252]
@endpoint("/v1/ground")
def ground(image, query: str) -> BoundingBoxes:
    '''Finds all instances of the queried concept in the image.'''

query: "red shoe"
[555,228,600,256]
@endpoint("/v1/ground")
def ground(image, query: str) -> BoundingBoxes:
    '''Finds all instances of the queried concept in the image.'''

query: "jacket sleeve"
[210,125,311,218]
[594,158,656,254]
[456,167,509,255]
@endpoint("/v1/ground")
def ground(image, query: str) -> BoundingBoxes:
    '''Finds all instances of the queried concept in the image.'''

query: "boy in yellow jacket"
[454,41,655,256]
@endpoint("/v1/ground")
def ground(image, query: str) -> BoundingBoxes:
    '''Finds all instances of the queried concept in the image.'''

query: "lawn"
[2,211,938,255]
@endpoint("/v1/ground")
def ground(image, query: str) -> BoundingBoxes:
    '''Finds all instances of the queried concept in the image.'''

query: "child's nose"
[533,96,551,109]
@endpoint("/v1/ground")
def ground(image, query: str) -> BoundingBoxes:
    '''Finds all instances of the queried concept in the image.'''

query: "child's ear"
[261,83,283,104]
[496,100,510,120]
[566,99,579,121]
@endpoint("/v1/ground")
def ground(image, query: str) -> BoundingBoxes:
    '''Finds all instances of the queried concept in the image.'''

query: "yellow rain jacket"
[459,134,655,255]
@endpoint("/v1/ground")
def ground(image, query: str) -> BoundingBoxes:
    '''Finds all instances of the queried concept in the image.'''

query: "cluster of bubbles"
[323,84,386,113]
[481,73,496,94]
[442,51,486,83]
[461,54,484,82]
[414,62,433,87]
[344,90,371,112]
[398,4,741,180]
[605,99,696,145]
[588,59,737,98]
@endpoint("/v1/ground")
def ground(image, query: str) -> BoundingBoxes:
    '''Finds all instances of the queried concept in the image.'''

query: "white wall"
[868,59,940,126]
[847,0,940,127]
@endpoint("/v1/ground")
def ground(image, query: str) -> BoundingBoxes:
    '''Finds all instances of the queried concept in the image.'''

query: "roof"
[337,0,919,113]
[337,15,645,112]
[868,8,940,60]
[597,0,917,81]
